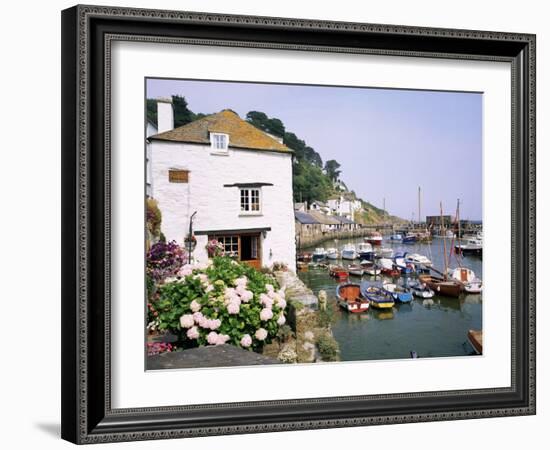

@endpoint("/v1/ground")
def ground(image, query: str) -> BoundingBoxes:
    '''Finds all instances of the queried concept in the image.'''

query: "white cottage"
[147,103,296,271]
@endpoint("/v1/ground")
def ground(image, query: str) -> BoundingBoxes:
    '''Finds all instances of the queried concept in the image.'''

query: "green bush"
[153,257,287,351]
[316,334,340,362]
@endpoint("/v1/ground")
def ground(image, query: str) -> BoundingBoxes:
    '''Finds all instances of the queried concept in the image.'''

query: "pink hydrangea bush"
[153,256,287,352]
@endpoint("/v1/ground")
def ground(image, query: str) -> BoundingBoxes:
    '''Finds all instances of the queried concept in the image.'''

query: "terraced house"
[147,100,296,271]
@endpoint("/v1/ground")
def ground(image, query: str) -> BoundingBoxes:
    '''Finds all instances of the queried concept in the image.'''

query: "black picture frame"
[61,4,536,444]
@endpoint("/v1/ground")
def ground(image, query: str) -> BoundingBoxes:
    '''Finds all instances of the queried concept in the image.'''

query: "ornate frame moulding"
[61,4,535,444]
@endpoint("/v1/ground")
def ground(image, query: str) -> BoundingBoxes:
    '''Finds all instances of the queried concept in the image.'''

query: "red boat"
[365,231,383,246]
[336,283,370,313]
[329,265,349,280]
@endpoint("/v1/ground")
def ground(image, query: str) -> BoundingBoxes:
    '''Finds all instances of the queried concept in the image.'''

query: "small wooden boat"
[382,282,413,303]
[326,247,339,260]
[360,260,382,276]
[360,283,395,309]
[406,280,434,299]
[312,247,327,262]
[348,264,364,276]
[329,265,349,279]
[365,231,383,246]
[377,258,400,277]
[336,283,370,313]
[447,267,482,294]
[467,329,483,354]
[297,251,312,262]
[341,244,357,260]
[418,274,463,297]
[297,261,309,272]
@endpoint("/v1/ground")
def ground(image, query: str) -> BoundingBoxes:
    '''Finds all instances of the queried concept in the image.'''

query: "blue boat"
[357,242,375,260]
[389,234,403,242]
[360,282,395,309]
[402,234,417,244]
[382,282,413,303]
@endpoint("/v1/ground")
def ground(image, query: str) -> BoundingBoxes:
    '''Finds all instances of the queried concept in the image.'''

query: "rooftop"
[294,211,320,225]
[308,210,341,225]
[149,110,291,153]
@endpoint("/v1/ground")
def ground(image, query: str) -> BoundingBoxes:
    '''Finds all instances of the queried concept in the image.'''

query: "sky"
[147,78,482,220]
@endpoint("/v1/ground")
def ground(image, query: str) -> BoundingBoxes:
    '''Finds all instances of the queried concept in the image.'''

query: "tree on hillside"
[246,111,285,137]
[146,95,205,129]
[324,159,341,182]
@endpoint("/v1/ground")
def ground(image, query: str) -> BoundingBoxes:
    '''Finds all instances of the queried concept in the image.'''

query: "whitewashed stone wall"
[149,140,296,271]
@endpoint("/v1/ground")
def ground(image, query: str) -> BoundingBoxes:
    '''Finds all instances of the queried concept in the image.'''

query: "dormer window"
[211,133,229,152]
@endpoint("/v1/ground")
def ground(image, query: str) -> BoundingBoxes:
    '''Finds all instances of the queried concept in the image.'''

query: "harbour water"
[298,235,483,361]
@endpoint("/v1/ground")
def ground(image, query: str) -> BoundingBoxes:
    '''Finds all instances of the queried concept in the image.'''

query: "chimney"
[156,97,174,133]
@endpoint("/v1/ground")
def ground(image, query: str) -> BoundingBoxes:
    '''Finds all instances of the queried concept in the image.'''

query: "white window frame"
[210,133,229,154]
[239,188,262,215]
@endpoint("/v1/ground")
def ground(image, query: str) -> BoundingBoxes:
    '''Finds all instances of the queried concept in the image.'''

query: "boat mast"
[418,186,421,229]
[440,201,448,279]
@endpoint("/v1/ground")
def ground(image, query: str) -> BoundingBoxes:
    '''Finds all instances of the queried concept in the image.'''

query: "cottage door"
[240,234,261,270]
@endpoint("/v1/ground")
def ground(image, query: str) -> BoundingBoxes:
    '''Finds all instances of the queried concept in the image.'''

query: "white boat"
[326,247,339,260]
[312,247,327,262]
[407,280,435,299]
[447,267,483,294]
[341,244,357,260]
[376,247,394,258]
[455,237,483,256]
[405,253,433,267]
[360,260,382,276]
[357,242,374,260]
[348,264,364,276]
[389,234,403,241]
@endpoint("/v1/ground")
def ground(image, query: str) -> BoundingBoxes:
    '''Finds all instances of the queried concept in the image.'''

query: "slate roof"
[149,110,291,153]
[294,211,320,225]
[332,215,355,224]
[308,210,341,225]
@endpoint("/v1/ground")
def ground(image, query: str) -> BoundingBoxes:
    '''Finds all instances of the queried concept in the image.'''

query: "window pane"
[240,189,249,211]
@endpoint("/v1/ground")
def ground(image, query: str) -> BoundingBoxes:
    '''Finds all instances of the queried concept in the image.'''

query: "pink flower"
[192,311,203,322]
[178,264,193,277]
[227,302,240,314]
[207,331,219,345]
[260,293,273,308]
[186,326,199,339]
[235,276,248,287]
[240,290,254,303]
[265,284,274,293]
[277,314,286,325]
[255,328,268,341]
[226,294,241,306]
[208,318,221,330]
[224,287,236,299]
[190,300,201,312]
[205,284,214,293]
[194,273,208,284]
[216,334,230,345]
[260,308,273,321]
[179,314,194,328]
[275,298,287,310]
[240,334,252,348]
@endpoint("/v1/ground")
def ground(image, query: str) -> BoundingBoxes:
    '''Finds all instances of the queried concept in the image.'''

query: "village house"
[327,193,362,221]
[294,211,322,246]
[147,99,296,271]
[332,215,360,231]
[307,210,341,233]
[309,200,331,215]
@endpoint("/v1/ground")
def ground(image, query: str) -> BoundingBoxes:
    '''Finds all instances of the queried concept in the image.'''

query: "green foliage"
[153,257,286,352]
[324,159,341,182]
[317,309,333,329]
[277,324,294,343]
[246,111,285,138]
[316,334,340,362]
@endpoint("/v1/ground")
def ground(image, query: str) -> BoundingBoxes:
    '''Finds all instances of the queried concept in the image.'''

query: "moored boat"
[329,264,349,279]
[467,329,483,354]
[406,280,434,299]
[297,251,312,262]
[375,246,394,258]
[326,247,339,260]
[402,233,417,244]
[393,253,415,275]
[447,267,482,294]
[418,274,463,297]
[341,244,358,260]
[389,233,403,242]
[357,242,374,260]
[454,237,483,256]
[405,253,432,267]
[360,283,395,309]
[312,247,327,262]
[348,264,364,276]
[336,283,370,313]
[382,282,413,303]
[360,259,382,276]
[365,231,383,246]
[376,258,400,277]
